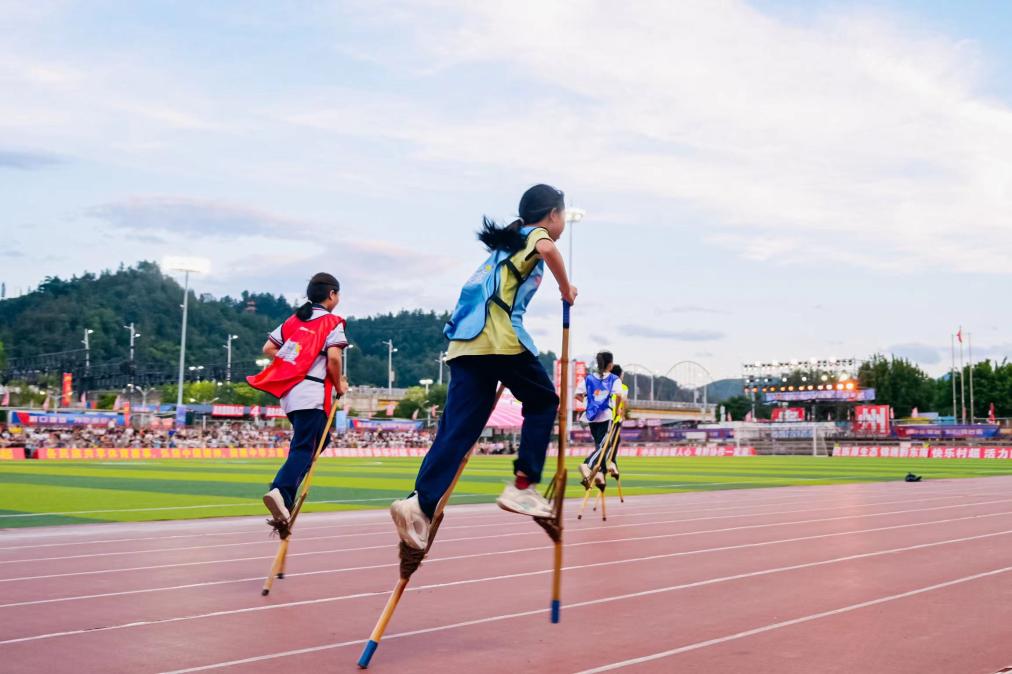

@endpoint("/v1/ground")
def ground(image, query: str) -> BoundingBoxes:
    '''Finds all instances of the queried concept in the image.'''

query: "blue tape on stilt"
[562,302,570,328]
[357,640,378,668]
[551,599,561,623]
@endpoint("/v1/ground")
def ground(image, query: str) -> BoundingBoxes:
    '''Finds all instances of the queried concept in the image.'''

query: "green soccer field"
[2,456,1012,528]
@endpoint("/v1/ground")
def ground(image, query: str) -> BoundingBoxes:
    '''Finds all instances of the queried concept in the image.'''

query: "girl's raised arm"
[536,237,578,305]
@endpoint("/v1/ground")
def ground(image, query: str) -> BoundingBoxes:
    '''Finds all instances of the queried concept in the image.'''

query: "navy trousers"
[271,409,331,509]
[583,421,611,468]
[414,352,559,519]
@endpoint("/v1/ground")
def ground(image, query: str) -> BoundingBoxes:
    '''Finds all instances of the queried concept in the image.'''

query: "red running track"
[1,477,1011,673]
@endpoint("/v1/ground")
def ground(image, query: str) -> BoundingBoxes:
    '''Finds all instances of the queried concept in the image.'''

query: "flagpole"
[959,329,966,424]
[950,334,957,421]
[968,332,974,424]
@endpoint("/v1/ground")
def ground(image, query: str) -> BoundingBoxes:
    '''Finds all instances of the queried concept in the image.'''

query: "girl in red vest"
[251,273,348,526]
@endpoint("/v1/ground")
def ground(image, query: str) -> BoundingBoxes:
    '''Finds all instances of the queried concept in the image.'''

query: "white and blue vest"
[585,372,618,420]
[444,225,545,355]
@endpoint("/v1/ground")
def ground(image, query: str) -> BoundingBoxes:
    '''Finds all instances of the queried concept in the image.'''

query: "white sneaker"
[497,484,554,518]
[390,494,430,550]
[594,472,606,487]
[263,488,290,523]
[579,463,592,488]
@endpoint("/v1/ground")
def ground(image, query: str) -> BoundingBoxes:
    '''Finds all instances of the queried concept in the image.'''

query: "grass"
[2,455,1012,528]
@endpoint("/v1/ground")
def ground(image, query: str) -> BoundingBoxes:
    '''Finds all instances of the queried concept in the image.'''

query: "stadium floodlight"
[164,256,211,413]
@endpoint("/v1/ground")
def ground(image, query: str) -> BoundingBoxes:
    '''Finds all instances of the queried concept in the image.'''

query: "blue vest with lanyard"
[585,372,618,420]
[443,225,545,354]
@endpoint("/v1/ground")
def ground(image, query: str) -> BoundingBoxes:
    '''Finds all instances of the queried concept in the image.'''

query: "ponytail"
[476,184,566,253]
[295,272,340,320]
[477,216,525,253]
[596,351,614,375]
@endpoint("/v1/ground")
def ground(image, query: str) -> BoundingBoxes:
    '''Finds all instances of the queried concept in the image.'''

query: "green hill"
[0,262,454,388]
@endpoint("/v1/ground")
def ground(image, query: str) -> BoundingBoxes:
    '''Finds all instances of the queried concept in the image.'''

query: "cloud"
[0,148,63,169]
[299,0,1012,274]
[662,305,730,315]
[887,342,942,365]
[89,197,308,237]
[0,249,24,258]
[619,324,724,341]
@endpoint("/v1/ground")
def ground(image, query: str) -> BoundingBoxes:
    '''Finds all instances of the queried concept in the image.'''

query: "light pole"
[164,256,210,412]
[188,365,205,381]
[123,322,141,405]
[436,351,446,385]
[419,378,433,395]
[123,322,141,364]
[382,339,397,394]
[563,207,585,428]
[224,334,239,383]
[344,344,354,378]
[81,328,95,372]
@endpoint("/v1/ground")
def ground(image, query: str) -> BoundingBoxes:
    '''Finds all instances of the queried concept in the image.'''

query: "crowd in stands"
[0,423,441,453]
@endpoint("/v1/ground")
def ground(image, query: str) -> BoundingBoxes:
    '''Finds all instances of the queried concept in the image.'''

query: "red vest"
[247,312,343,413]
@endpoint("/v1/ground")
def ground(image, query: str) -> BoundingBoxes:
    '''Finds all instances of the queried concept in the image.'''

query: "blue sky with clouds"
[2,1,1010,380]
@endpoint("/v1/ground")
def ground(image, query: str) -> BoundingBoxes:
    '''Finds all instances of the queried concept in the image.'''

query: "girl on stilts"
[248,273,348,528]
[391,184,578,550]
[578,351,626,488]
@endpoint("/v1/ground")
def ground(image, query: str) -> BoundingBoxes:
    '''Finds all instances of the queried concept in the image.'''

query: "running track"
[1,477,1011,673]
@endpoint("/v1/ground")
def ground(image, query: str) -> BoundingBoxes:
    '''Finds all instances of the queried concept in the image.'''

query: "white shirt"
[268,306,348,413]
[583,375,625,423]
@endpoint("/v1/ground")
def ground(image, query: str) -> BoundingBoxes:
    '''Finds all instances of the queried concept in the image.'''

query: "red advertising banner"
[265,405,285,418]
[0,447,26,460]
[554,360,588,412]
[123,401,131,427]
[548,445,756,457]
[61,373,73,407]
[836,445,1012,459]
[36,446,290,460]
[853,405,891,435]
[212,404,246,417]
[772,407,805,422]
[33,444,757,461]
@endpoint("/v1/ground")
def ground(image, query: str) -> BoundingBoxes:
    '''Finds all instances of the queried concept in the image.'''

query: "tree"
[721,395,754,421]
[394,384,448,419]
[857,356,936,417]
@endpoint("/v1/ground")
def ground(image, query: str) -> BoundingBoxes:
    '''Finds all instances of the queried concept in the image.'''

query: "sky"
[2,0,1011,382]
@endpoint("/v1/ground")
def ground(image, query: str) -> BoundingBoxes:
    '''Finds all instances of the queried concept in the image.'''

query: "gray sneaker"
[496,484,554,518]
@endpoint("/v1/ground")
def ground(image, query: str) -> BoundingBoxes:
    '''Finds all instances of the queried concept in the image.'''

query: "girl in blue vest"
[391,184,578,550]
[578,351,624,488]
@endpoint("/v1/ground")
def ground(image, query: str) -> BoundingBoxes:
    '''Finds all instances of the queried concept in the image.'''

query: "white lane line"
[0,489,837,552]
[0,493,490,519]
[2,478,1000,548]
[2,490,999,565]
[7,493,1011,582]
[2,507,1007,614]
[157,534,1012,673]
[574,565,1012,673]
[6,518,1011,647]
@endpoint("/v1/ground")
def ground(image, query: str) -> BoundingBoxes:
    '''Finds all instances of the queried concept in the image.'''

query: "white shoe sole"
[496,498,553,519]
[390,503,427,550]
[262,494,290,523]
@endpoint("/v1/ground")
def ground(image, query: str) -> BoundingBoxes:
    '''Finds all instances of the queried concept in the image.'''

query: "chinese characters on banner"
[853,404,892,435]
[771,407,806,422]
